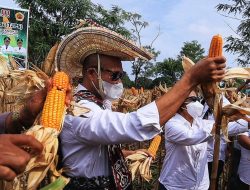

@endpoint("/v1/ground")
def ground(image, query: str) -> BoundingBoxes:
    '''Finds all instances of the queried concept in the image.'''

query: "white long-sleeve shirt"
[202,99,248,162]
[13,46,26,55]
[60,84,162,178]
[238,130,250,185]
[159,113,214,190]
[1,45,14,54]
[207,119,249,162]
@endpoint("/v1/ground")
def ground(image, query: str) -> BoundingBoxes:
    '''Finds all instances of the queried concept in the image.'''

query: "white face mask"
[186,101,204,118]
[102,80,123,101]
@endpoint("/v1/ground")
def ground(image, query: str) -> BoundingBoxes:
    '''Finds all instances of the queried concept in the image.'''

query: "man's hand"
[0,134,43,181]
[187,56,226,85]
[156,56,226,126]
[6,79,72,133]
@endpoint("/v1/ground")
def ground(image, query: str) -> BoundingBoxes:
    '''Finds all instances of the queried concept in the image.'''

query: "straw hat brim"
[55,27,153,79]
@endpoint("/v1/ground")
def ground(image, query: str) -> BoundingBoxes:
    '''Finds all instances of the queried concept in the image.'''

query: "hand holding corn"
[3,71,71,190]
[126,135,162,182]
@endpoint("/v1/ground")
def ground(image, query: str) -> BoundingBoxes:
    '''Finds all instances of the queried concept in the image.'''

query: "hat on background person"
[55,19,153,79]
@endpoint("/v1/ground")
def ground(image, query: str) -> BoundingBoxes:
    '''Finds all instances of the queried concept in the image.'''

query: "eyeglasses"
[90,67,124,81]
[101,68,124,81]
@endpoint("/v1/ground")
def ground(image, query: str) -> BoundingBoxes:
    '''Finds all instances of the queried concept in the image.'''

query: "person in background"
[0,80,71,181]
[202,96,249,189]
[159,91,215,190]
[237,130,250,190]
[14,38,27,56]
[55,22,226,190]
[1,36,14,54]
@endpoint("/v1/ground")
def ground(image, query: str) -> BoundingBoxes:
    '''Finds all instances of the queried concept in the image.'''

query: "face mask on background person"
[186,101,204,118]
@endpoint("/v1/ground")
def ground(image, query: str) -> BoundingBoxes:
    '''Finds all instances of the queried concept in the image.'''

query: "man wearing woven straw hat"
[55,20,226,190]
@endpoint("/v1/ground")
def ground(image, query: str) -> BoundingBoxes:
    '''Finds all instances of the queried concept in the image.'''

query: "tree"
[153,40,204,86]
[15,0,131,66]
[177,40,205,63]
[122,72,134,88]
[154,58,183,85]
[217,0,250,66]
[136,77,153,89]
[124,12,160,87]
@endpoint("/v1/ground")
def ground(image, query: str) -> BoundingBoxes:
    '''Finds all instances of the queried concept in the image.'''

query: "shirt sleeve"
[0,112,10,134]
[228,119,249,136]
[66,101,162,145]
[165,118,214,145]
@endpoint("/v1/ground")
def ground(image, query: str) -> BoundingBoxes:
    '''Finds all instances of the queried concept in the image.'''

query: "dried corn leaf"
[221,115,230,142]
[126,152,152,182]
[182,56,195,72]
[224,68,250,80]
[222,104,250,123]
[3,125,58,190]
[0,53,9,75]
[42,43,59,76]
[159,82,168,93]
[8,55,19,70]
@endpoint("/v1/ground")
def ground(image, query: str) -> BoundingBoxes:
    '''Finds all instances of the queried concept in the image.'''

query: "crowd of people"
[0,21,249,190]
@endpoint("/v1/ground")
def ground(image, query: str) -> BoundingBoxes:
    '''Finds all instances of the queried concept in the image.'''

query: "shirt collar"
[76,83,87,93]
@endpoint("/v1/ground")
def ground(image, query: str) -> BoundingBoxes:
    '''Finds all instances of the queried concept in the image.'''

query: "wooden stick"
[210,97,223,190]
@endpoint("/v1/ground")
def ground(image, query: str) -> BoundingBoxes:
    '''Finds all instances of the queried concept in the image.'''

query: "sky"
[1,0,241,79]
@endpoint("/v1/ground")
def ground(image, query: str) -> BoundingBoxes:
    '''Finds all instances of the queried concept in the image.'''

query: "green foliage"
[153,40,205,85]
[217,0,250,66]
[150,77,173,88]
[177,40,205,63]
[154,58,183,85]
[136,77,153,89]
[15,0,131,66]
[131,46,160,87]
[124,12,160,86]
[122,72,134,88]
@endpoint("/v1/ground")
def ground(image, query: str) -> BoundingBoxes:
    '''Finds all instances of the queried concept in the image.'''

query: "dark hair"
[3,36,10,41]
[17,38,23,43]
[81,54,99,78]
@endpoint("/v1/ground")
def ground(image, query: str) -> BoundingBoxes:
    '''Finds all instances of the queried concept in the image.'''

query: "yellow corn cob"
[41,72,69,130]
[148,135,161,157]
[208,34,223,57]
[52,71,69,90]
[131,87,138,96]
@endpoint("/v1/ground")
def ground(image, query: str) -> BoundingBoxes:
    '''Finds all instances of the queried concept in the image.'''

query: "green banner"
[0,6,29,68]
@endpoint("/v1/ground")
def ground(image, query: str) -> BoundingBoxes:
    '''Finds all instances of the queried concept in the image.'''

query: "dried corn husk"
[41,43,59,76]
[224,68,250,80]
[159,82,168,93]
[0,53,9,75]
[8,55,19,70]
[126,151,153,182]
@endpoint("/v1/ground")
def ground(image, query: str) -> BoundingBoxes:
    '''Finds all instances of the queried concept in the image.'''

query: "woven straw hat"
[55,24,153,78]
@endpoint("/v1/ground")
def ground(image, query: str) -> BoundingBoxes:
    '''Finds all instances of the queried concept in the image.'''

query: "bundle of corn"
[131,87,139,96]
[0,67,47,113]
[126,135,161,182]
[158,83,168,94]
[41,43,59,76]
[0,53,10,76]
[3,72,70,190]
